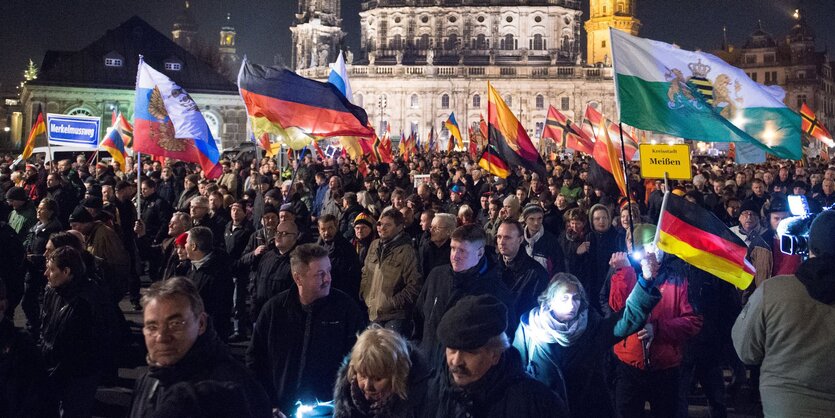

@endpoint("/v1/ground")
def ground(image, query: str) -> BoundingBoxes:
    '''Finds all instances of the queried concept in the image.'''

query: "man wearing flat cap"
[423,294,568,418]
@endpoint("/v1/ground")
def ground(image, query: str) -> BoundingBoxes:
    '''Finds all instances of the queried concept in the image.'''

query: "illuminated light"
[3,127,9,132]
[295,400,334,418]
[730,109,750,131]
[793,9,800,20]
[667,140,676,146]
[650,139,658,145]
[760,120,782,147]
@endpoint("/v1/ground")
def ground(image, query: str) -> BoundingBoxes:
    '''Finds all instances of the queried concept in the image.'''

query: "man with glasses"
[414,224,515,367]
[131,277,270,418]
[360,209,422,336]
[419,213,455,277]
[249,221,300,322]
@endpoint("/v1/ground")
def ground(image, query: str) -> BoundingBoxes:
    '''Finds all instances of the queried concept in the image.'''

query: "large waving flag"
[327,51,353,102]
[584,104,638,159]
[238,58,374,141]
[102,110,129,169]
[656,193,755,289]
[134,57,222,178]
[21,105,46,160]
[592,117,628,196]
[800,103,834,147]
[611,28,801,160]
[478,144,511,178]
[542,105,594,154]
[445,112,464,150]
[487,83,547,177]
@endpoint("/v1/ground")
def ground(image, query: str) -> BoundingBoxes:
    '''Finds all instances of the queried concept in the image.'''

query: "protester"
[249,220,300,321]
[495,219,550,317]
[185,226,234,341]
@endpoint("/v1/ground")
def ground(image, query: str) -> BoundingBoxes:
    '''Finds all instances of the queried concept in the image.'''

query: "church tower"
[172,1,199,53]
[584,0,641,65]
[289,0,345,70]
[219,13,241,80]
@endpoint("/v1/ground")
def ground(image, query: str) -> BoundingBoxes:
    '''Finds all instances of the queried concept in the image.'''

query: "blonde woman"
[333,326,430,418]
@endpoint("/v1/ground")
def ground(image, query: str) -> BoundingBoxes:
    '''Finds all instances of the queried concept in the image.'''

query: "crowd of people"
[0,148,833,418]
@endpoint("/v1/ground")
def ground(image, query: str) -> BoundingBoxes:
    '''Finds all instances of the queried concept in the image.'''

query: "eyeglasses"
[276,231,297,238]
[430,226,448,232]
[143,319,189,336]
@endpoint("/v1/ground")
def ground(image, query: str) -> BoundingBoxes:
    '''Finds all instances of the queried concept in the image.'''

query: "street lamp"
[378,95,388,133]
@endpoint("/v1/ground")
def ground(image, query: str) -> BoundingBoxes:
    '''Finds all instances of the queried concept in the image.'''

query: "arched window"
[535,95,545,110]
[501,34,515,50]
[505,95,512,107]
[617,1,626,14]
[389,35,403,50]
[441,94,450,109]
[445,34,459,50]
[532,34,544,51]
[418,34,431,49]
[472,94,481,108]
[410,94,420,109]
[475,34,487,49]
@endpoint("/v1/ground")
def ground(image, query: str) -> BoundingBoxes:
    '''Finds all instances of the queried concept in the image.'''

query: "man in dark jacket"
[415,224,515,368]
[340,192,365,241]
[176,173,200,211]
[190,196,226,251]
[424,295,568,418]
[246,244,366,416]
[418,213,455,277]
[317,214,362,302]
[186,227,234,341]
[496,220,550,318]
[249,220,299,322]
[136,211,191,282]
[225,201,255,341]
[521,203,565,276]
[130,277,271,418]
[45,173,78,228]
[41,246,119,417]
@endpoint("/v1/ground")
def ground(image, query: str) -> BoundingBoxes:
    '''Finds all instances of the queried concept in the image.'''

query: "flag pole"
[619,121,636,253]
[136,152,142,222]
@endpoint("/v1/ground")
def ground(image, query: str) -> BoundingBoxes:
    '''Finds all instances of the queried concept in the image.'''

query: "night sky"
[1,0,833,91]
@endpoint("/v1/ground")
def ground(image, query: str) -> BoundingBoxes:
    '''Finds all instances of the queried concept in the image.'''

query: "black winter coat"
[130,325,271,418]
[188,252,235,340]
[584,228,620,314]
[319,235,363,302]
[414,257,515,368]
[499,251,550,318]
[0,319,45,418]
[418,238,451,278]
[246,288,367,414]
[225,221,255,276]
[423,347,568,418]
[139,192,173,245]
[249,243,296,321]
[333,345,432,418]
[340,204,366,241]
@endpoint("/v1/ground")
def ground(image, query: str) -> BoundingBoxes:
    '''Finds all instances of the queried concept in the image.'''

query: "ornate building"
[20,16,248,153]
[219,13,242,81]
[584,0,640,65]
[293,0,633,143]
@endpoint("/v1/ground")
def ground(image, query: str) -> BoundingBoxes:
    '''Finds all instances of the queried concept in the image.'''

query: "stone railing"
[295,64,613,80]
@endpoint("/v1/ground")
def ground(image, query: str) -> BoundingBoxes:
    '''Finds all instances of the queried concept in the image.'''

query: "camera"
[777,195,832,257]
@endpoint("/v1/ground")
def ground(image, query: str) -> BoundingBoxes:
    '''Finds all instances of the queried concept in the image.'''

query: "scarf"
[526,305,589,347]
[349,378,398,417]
[524,226,544,259]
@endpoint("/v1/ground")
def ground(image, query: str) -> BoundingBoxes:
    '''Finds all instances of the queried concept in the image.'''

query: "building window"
[418,34,430,49]
[410,94,419,109]
[532,34,544,51]
[745,55,757,64]
[561,97,570,110]
[601,40,606,48]
[410,121,419,136]
[474,34,488,49]
[105,58,123,67]
[764,54,775,64]
[501,34,515,50]
[505,95,512,107]
[750,72,757,82]
[797,94,807,109]
[441,94,450,109]
[390,35,403,50]
[445,34,459,50]
[164,62,182,71]
[535,122,545,138]
[473,94,481,108]
[617,1,626,14]
[535,95,545,110]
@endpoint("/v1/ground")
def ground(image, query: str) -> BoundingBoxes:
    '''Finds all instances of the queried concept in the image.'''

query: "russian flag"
[238,58,374,140]
[102,111,128,169]
[327,51,353,102]
[133,57,222,178]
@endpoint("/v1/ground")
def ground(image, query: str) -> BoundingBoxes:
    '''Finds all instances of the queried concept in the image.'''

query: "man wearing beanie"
[423,295,568,418]
[6,186,37,243]
[731,199,772,287]
[521,202,565,276]
[733,210,835,417]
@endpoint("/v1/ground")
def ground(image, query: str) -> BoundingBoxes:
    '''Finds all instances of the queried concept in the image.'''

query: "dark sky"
[1,0,833,91]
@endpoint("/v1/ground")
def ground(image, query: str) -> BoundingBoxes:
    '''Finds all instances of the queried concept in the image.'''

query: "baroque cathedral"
[291,0,640,143]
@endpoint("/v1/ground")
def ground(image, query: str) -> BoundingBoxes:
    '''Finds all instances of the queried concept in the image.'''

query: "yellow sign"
[639,144,692,180]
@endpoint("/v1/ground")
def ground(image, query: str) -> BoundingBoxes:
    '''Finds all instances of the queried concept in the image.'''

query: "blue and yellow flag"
[445,112,463,150]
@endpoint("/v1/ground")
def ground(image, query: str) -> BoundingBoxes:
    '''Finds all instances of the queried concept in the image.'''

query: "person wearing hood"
[733,210,835,418]
[424,295,568,418]
[520,203,565,276]
[333,326,431,418]
[361,208,422,336]
[584,204,620,314]
[514,255,662,418]
[730,200,772,288]
[414,224,515,368]
[130,277,271,418]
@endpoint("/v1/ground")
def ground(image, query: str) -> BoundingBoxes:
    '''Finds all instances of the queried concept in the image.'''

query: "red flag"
[584,105,638,160]
[542,105,594,154]
[800,103,834,147]
[592,117,627,196]
[479,114,488,139]
[468,126,479,159]
[312,140,326,160]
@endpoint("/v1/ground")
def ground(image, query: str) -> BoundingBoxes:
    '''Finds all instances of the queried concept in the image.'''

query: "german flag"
[21,106,46,160]
[542,105,594,154]
[487,83,546,177]
[478,144,510,178]
[656,193,755,289]
[800,103,834,147]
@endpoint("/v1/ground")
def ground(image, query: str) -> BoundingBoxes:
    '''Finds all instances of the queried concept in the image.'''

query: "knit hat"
[175,232,189,247]
[354,212,375,229]
[5,186,27,202]
[437,295,508,350]
[82,196,103,210]
[522,203,545,219]
[450,184,464,193]
[809,210,835,258]
[279,203,295,214]
[265,188,282,200]
[739,200,760,216]
[503,195,520,212]
[262,204,278,216]
[68,206,94,223]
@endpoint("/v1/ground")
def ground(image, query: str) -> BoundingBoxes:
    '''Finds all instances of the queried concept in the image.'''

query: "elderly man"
[496,220,550,318]
[247,244,366,416]
[731,200,772,287]
[317,214,362,302]
[190,196,225,251]
[249,220,300,321]
[130,277,270,418]
[185,226,234,342]
[415,225,514,367]
[425,295,567,418]
[418,212,455,277]
[69,206,129,302]
[136,211,191,282]
[360,209,422,335]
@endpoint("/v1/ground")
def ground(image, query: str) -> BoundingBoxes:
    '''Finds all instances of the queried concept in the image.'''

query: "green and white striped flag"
[610,28,802,160]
